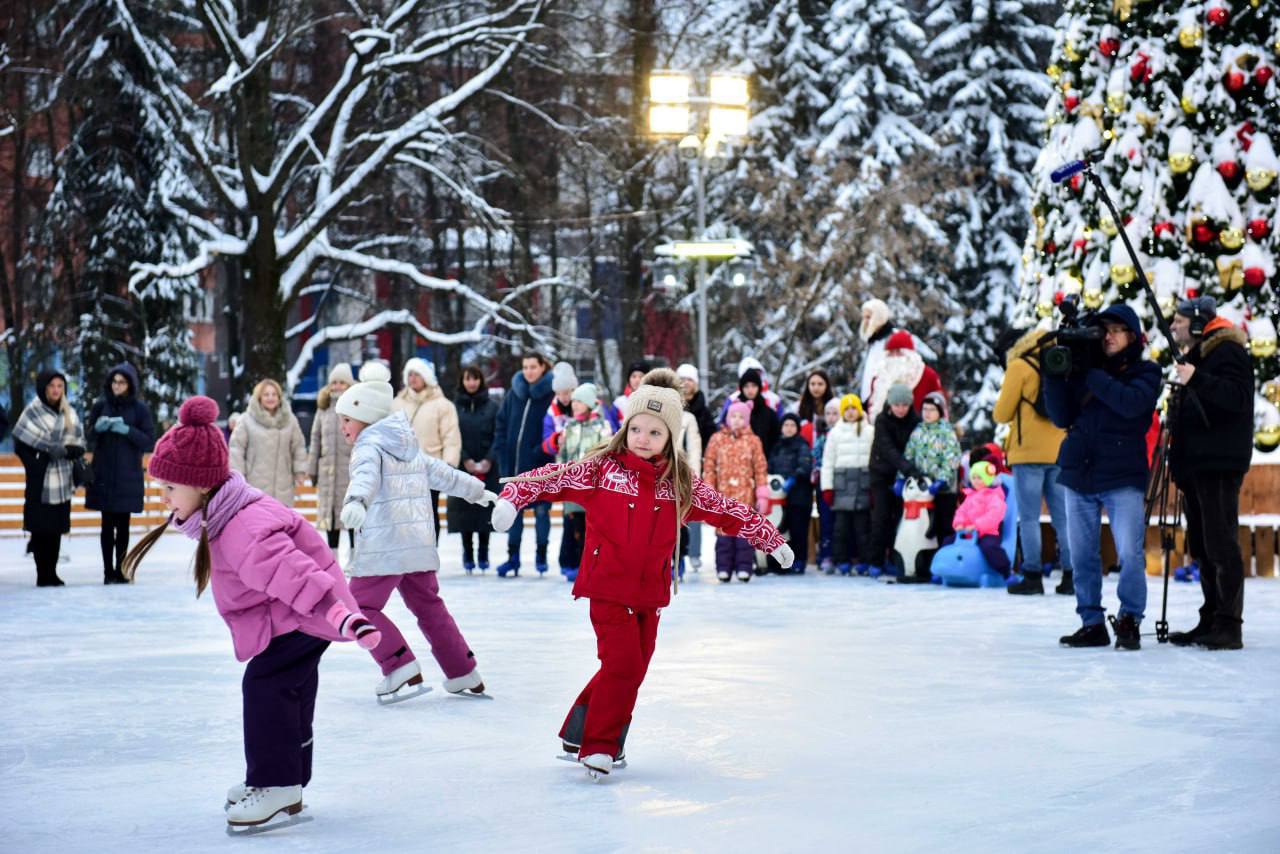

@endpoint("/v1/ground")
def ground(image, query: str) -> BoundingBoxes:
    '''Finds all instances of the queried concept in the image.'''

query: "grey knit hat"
[886,383,914,407]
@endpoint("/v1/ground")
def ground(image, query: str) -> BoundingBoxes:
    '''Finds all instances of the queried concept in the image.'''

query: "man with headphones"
[1168,296,1255,650]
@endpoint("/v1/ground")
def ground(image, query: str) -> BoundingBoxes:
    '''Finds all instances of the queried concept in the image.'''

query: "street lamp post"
[648,70,750,385]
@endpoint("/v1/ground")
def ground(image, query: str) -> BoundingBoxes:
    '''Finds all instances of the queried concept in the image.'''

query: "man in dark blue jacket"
[1044,304,1161,650]
[492,352,555,576]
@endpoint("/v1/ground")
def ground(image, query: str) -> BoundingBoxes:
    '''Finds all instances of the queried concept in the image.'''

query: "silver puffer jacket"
[344,411,484,576]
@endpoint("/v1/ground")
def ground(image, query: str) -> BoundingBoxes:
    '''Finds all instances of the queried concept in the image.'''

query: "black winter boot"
[1195,618,1243,650]
[1168,616,1213,647]
[1054,569,1074,596]
[1007,570,1044,595]
[1059,623,1110,648]
[1109,613,1141,650]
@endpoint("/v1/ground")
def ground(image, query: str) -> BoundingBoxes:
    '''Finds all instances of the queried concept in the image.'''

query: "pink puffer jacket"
[176,472,359,661]
[951,484,1007,538]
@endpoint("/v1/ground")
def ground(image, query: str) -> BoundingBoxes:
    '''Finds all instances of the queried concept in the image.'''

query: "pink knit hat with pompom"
[148,396,230,488]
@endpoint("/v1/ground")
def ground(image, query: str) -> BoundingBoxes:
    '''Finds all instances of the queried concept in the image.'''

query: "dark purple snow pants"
[242,630,330,788]
[715,534,755,575]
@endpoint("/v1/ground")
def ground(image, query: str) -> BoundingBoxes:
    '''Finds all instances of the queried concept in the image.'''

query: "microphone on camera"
[1050,148,1107,184]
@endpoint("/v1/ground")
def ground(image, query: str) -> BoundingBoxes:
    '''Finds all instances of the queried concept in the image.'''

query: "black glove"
[64,445,85,460]
[43,443,67,460]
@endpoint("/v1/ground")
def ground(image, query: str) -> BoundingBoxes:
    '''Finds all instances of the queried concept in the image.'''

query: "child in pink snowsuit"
[122,396,381,831]
[951,460,1011,577]
[336,369,498,702]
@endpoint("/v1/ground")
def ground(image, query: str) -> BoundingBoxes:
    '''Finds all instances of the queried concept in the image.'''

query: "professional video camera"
[1036,294,1105,377]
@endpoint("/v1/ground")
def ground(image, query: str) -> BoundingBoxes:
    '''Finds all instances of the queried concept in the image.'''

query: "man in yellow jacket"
[992,327,1072,596]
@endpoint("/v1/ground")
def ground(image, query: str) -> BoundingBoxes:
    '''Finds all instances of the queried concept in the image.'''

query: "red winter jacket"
[500,451,784,608]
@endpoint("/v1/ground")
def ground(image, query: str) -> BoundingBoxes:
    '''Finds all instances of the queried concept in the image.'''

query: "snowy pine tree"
[924,0,1056,433]
[1018,0,1280,449]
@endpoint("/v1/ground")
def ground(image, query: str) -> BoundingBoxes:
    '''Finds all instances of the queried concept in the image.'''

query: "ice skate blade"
[557,753,625,769]
[376,684,433,706]
[447,689,494,700]
[226,805,310,835]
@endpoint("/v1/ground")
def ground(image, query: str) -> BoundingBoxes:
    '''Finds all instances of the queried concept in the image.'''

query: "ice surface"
[3,532,1279,853]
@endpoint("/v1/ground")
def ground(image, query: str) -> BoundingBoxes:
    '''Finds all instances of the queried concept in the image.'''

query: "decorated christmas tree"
[1018,0,1280,450]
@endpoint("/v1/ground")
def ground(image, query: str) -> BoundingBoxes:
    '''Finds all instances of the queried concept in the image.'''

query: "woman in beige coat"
[309,363,355,549]
[392,357,461,535]
[229,378,308,506]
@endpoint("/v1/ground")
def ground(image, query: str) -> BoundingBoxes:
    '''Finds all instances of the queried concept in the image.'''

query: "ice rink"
[3,531,1278,853]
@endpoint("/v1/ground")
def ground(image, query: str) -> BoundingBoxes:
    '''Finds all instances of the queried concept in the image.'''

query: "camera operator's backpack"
[1013,352,1051,446]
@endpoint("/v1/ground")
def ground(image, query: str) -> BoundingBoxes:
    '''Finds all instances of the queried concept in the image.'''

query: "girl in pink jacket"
[122,397,381,833]
[950,460,1012,577]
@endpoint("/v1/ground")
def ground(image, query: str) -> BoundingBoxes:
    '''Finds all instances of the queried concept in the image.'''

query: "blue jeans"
[508,501,551,555]
[1063,486,1147,626]
[686,521,703,562]
[1012,463,1071,572]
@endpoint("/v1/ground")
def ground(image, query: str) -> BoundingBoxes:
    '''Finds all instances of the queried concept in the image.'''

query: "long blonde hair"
[503,372,695,587]
[121,488,216,597]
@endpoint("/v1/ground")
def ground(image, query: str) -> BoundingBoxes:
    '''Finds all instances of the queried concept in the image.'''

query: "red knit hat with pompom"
[886,330,914,351]
[148,396,229,488]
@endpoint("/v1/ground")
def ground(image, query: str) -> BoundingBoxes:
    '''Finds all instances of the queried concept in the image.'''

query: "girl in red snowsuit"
[491,369,792,778]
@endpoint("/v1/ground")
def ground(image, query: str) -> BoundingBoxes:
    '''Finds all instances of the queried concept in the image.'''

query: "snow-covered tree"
[1018,0,1279,446]
[923,0,1056,433]
[110,0,555,388]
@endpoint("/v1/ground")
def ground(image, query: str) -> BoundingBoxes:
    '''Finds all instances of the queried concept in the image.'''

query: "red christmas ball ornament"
[1225,70,1247,94]
[1244,267,1266,288]
[1206,6,1230,28]
[1153,221,1176,238]
[1053,290,1066,306]
[1217,161,1241,182]
[1192,222,1216,245]
[1064,93,1079,112]
[1237,121,1256,151]
[1099,37,1120,59]
[1072,237,1088,252]
[1045,240,1058,255]
[1186,288,1199,299]
[1070,173,1084,192]
[1248,218,1271,240]
[1256,66,1274,88]
[1130,53,1152,84]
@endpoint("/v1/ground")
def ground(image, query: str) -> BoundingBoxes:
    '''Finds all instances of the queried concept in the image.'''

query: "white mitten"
[340,501,367,530]
[490,498,517,533]
[770,544,795,569]
[471,489,499,507]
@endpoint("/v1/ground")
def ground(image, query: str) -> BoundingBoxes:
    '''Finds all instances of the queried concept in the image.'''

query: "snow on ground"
[2,531,1279,854]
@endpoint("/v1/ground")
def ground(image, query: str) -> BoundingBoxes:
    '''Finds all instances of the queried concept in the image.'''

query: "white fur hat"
[403,357,437,388]
[675,363,699,383]
[336,379,394,424]
[737,356,765,381]
[551,361,579,393]
[859,298,891,342]
[358,361,392,383]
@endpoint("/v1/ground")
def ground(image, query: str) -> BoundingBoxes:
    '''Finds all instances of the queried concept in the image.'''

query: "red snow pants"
[560,600,661,759]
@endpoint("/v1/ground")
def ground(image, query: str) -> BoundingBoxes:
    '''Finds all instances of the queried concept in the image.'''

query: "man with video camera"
[1167,297,1254,650]
[1043,303,1161,650]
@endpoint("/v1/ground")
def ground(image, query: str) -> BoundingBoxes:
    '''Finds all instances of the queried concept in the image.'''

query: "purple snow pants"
[715,534,755,575]
[348,572,476,679]
[242,630,329,788]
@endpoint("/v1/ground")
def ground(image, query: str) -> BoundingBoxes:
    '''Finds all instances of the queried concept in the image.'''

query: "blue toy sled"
[930,474,1018,588]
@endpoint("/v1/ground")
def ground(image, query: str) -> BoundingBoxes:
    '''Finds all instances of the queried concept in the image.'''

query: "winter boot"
[836,562,852,576]
[1007,570,1045,595]
[735,569,753,582]
[689,556,702,572]
[716,569,732,583]
[535,545,549,576]
[1168,616,1213,647]
[496,555,520,578]
[791,561,806,575]
[1059,623,1110,648]
[564,568,578,583]
[854,564,871,576]
[1196,618,1243,650]
[1109,613,1141,651]
[820,558,835,575]
[478,558,490,572]
[225,786,303,827]
[678,558,686,581]
[463,557,476,575]
[1054,569,1074,596]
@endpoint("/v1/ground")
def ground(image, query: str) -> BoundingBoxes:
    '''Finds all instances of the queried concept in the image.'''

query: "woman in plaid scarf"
[13,369,86,586]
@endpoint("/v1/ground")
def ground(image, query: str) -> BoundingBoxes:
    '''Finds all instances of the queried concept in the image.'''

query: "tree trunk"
[619,0,657,371]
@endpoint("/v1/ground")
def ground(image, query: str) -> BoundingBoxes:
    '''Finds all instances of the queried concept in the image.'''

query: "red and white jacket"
[500,451,784,609]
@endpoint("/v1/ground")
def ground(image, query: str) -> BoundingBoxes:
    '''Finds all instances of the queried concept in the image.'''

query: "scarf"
[13,398,83,504]
[174,471,264,541]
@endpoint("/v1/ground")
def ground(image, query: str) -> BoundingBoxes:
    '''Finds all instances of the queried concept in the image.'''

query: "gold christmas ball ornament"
[1258,425,1280,453]
[1169,152,1195,174]
[1178,26,1203,50]
[1253,337,1279,359]
[1083,288,1105,309]
[1262,380,1280,406]
[1100,216,1118,236]
[1246,168,1277,192]
[1111,264,1137,285]
[1064,41,1081,63]
[1180,94,1198,114]
[1047,64,1062,80]
[1106,92,1126,113]
[1036,300,1054,319]
[1149,345,1164,362]
[1219,227,1245,250]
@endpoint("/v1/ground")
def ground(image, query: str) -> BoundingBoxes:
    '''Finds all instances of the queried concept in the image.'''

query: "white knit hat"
[736,356,765,381]
[403,357,437,388]
[571,382,599,407]
[625,369,685,441]
[336,379,394,424]
[675,363,699,383]
[551,361,578,393]
[328,363,355,385]
[358,361,392,383]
